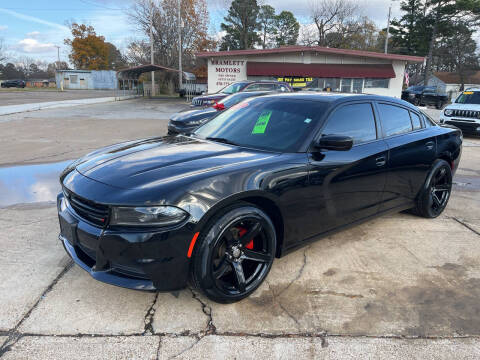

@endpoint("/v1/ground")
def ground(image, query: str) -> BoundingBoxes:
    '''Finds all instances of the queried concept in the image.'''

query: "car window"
[194,98,328,152]
[220,82,248,94]
[455,91,480,104]
[410,112,422,130]
[419,111,437,127]
[378,103,413,137]
[219,93,254,107]
[322,103,377,145]
[246,83,275,91]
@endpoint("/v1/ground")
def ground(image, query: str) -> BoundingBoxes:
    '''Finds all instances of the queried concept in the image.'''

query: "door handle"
[375,156,386,167]
[425,141,434,150]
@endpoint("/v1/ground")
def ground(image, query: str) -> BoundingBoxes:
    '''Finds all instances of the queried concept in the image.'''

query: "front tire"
[412,159,452,218]
[191,203,276,303]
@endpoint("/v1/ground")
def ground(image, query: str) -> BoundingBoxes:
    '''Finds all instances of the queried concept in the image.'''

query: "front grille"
[192,98,203,106]
[451,109,480,119]
[170,120,186,127]
[64,190,109,226]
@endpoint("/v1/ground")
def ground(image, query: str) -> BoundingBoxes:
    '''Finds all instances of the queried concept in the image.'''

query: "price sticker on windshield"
[463,91,474,95]
[252,111,272,134]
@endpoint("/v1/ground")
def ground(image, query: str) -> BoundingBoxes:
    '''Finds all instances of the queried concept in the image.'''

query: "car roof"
[252,91,416,108]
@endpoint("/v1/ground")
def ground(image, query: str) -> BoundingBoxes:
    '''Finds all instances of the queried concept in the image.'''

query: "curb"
[0,95,140,116]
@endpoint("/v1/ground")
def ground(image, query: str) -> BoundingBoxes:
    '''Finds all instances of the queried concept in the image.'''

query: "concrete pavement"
[0,99,479,359]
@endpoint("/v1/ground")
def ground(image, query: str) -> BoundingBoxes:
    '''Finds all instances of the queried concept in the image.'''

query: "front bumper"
[57,193,194,291]
[440,118,480,135]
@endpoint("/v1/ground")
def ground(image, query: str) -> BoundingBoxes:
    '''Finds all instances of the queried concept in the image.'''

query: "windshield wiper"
[205,137,238,146]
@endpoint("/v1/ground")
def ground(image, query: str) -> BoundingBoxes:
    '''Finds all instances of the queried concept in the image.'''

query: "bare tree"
[309,0,358,47]
[0,38,6,63]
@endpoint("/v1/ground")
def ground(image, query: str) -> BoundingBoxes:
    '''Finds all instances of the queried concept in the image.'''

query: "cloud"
[0,8,69,31]
[26,31,41,39]
[14,38,56,53]
[0,25,7,31]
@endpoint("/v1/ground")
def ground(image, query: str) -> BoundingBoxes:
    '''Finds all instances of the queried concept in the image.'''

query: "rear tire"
[190,203,276,303]
[411,159,452,218]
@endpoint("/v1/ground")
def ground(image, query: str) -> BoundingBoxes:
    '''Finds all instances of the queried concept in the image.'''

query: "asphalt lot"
[0,89,117,106]
[0,98,479,359]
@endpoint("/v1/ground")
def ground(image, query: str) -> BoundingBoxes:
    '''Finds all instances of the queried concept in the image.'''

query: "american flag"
[404,72,410,87]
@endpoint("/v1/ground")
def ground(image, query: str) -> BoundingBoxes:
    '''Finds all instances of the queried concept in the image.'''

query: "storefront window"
[364,78,389,88]
[341,78,352,93]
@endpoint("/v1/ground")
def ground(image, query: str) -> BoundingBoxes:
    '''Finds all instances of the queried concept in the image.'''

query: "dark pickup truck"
[402,85,449,109]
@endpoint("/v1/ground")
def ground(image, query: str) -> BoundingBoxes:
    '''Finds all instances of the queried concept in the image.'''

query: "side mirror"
[314,135,353,151]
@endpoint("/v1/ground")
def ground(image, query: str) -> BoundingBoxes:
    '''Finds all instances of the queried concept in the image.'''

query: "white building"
[425,71,480,100]
[196,46,424,97]
[55,70,117,90]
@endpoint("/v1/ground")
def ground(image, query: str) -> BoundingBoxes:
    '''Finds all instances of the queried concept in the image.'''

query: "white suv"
[440,89,480,135]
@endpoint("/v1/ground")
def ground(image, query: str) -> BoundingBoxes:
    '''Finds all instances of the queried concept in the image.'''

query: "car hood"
[170,107,218,122]
[445,102,480,111]
[72,136,279,190]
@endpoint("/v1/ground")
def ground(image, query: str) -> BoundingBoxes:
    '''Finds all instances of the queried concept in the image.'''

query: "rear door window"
[378,103,413,137]
[410,112,422,130]
[322,103,377,145]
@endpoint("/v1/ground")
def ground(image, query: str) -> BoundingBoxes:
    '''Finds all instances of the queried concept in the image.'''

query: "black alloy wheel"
[191,204,276,303]
[413,159,452,218]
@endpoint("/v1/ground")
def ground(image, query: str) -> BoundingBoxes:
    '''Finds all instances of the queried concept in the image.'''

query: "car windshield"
[218,92,266,108]
[219,82,248,94]
[455,91,480,104]
[194,97,327,152]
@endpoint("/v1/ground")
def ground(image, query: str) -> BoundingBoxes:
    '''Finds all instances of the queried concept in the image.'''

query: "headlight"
[205,100,215,105]
[110,206,189,226]
[59,196,70,212]
[444,109,454,117]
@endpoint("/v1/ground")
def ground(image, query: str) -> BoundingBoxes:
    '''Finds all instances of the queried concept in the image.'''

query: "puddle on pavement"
[0,160,71,208]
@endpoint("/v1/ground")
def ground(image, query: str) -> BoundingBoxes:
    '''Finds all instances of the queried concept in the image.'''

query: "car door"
[376,102,437,212]
[306,102,389,237]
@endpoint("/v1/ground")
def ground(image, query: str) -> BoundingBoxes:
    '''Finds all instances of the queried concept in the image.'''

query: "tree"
[0,38,6,63]
[220,0,260,50]
[64,23,109,70]
[389,0,430,56]
[106,43,126,70]
[258,5,276,49]
[0,63,25,79]
[309,0,358,47]
[435,21,479,87]
[274,11,300,47]
[422,0,480,84]
[128,0,214,70]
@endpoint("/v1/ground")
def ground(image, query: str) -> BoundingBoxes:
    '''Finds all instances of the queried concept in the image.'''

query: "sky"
[0,0,403,64]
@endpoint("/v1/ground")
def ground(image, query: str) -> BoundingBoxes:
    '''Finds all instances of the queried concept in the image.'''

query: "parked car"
[191,80,293,106]
[168,91,273,135]
[57,93,462,303]
[440,88,480,135]
[401,85,448,109]
[178,83,207,97]
[1,79,26,88]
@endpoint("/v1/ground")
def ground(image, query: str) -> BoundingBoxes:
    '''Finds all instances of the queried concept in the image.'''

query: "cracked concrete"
[1,102,480,358]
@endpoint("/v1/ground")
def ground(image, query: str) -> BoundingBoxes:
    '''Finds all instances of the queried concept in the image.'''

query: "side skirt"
[279,202,414,257]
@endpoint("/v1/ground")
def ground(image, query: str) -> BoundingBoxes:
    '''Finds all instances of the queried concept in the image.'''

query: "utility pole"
[178,0,182,90]
[54,45,60,66]
[150,0,155,96]
[384,4,392,53]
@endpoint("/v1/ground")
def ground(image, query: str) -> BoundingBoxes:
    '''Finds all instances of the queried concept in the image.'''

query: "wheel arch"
[193,191,285,258]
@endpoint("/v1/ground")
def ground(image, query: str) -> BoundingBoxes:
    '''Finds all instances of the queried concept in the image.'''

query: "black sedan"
[57,93,462,303]
[1,79,26,88]
[168,91,272,135]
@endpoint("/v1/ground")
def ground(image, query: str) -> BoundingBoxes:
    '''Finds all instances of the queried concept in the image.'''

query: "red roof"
[247,62,396,78]
[196,46,424,63]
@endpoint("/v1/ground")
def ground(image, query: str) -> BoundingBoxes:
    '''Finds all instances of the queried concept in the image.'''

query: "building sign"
[208,58,247,93]
[278,77,313,88]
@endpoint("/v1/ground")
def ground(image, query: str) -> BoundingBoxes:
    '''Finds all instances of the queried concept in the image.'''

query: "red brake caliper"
[238,227,254,249]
